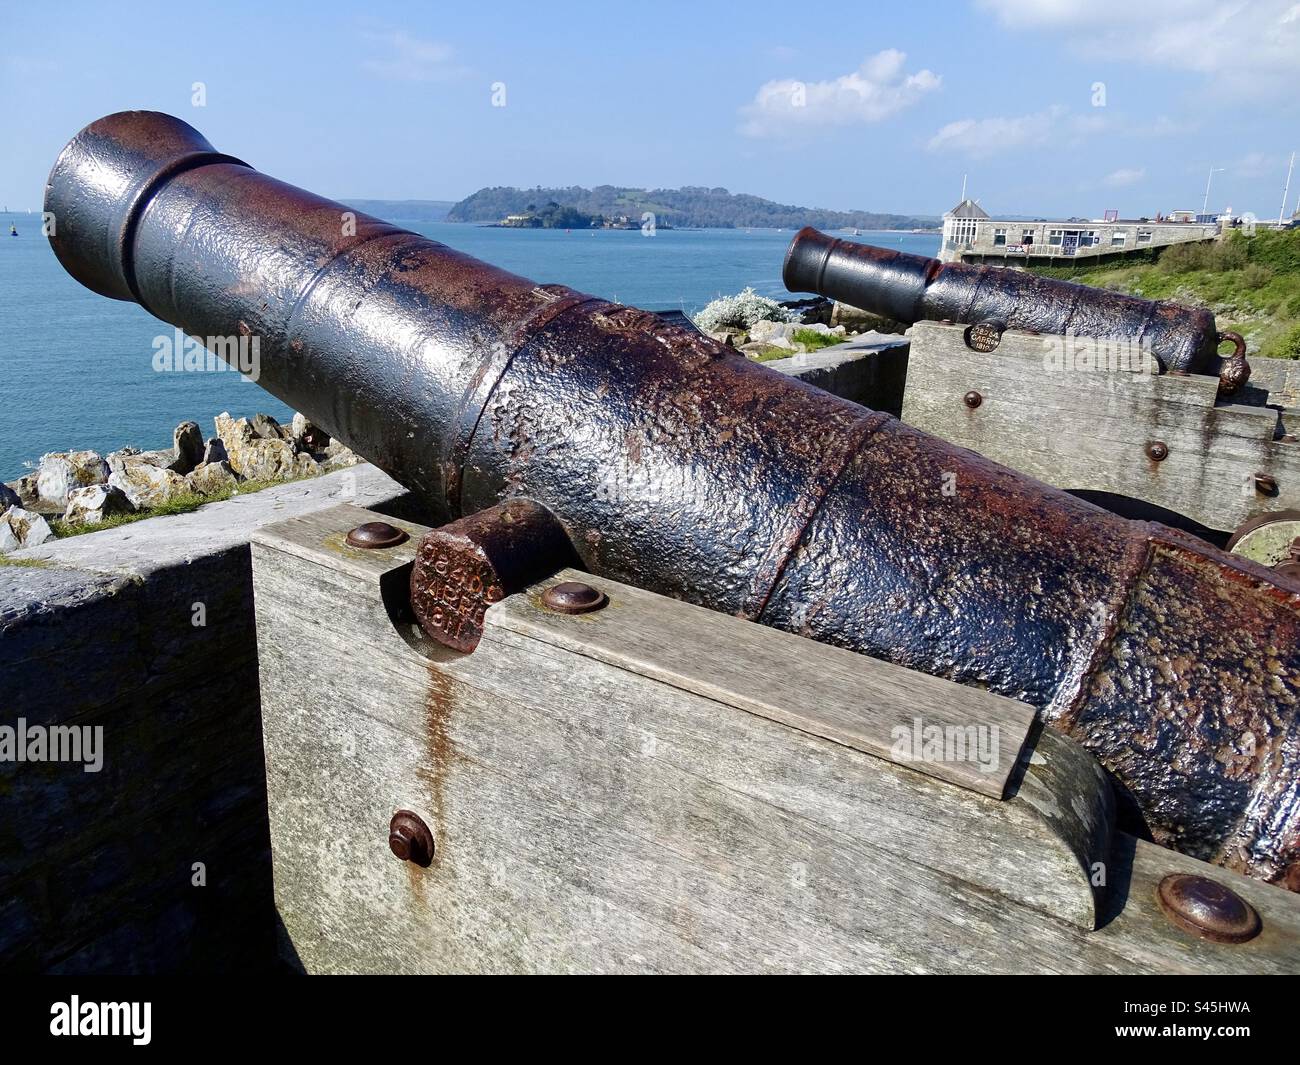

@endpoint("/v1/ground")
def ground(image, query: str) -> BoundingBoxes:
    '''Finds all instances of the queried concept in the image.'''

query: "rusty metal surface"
[346,521,409,550]
[783,227,1249,392]
[410,498,576,652]
[1156,873,1261,943]
[46,111,1300,890]
[388,810,435,867]
[540,581,608,615]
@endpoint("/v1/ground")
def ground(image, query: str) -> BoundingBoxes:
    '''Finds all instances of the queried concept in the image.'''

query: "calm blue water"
[0,213,937,481]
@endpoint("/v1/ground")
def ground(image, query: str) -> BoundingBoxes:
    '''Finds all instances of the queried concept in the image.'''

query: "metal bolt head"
[540,580,607,614]
[963,390,983,409]
[388,810,434,867]
[346,521,409,549]
[1145,441,1169,462]
[1156,873,1260,944]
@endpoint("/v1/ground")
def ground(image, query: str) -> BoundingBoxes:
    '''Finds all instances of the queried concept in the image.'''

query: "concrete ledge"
[764,332,909,415]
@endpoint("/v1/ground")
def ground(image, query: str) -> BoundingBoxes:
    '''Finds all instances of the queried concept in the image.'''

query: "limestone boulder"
[201,437,228,466]
[10,475,39,507]
[63,484,136,525]
[36,451,110,507]
[107,448,174,477]
[251,412,288,442]
[318,441,362,472]
[748,320,798,343]
[170,421,204,475]
[0,507,54,553]
[185,460,239,497]
[108,462,187,509]
[215,412,301,480]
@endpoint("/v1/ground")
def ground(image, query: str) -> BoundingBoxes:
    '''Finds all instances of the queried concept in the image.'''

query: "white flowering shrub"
[693,288,796,332]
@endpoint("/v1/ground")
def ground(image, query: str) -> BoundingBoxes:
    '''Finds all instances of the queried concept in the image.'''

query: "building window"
[1080,230,1097,247]
[945,217,978,248]
[1137,230,1152,243]
[1111,231,1127,246]
[1022,229,1035,245]
[1048,229,1063,246]
[993,227,1006,246]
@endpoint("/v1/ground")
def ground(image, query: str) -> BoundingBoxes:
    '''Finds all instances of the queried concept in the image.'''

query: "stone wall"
[0,465,407,972]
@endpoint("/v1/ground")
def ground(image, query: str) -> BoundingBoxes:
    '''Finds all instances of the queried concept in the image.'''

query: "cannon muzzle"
[784,227,1250,393]
[47,113,1300,891]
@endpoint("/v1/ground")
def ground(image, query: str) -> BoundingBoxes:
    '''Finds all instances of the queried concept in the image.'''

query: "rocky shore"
[1,411,360,554]
[700,295,906,360]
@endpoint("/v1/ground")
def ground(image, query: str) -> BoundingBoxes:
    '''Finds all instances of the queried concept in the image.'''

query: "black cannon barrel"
[47,113,1299,890]
[783,227,1249,392]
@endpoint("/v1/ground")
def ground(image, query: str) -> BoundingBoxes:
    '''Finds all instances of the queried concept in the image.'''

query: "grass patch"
[0,555,54,568]
[792,328,851,352]
[1027,228,1300,360]
[49,471,322,539]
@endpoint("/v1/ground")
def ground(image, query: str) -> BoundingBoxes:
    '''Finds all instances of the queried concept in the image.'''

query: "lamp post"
[1202,166,1225,219]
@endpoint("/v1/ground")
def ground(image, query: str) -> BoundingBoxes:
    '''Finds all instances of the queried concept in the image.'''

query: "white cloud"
[975,0,1300,97]
[739,50,941,138]
[1103,167,1147,187]
[362,30,462,82]
[1231,151,1276,177]
[926,106,1066,158]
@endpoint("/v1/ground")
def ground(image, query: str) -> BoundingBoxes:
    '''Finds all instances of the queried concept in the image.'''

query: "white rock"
[318,442,362,471]
[184,460,239,496]
[0,507,54,553]
[748,320,797,342]
[107,448,172,477]
[63,484,136,525]
[215,412,301,480]
[108,462,186,509]
[36,451,109,507]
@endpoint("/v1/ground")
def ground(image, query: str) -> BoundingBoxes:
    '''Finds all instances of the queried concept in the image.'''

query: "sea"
[0,213,938,481]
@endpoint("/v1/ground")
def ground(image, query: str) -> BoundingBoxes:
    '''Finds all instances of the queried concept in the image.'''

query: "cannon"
[46,112,1300,891]
[783,227,1251,394]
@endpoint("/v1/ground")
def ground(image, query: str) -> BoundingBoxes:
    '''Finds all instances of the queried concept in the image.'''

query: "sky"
[2,0,1300,221]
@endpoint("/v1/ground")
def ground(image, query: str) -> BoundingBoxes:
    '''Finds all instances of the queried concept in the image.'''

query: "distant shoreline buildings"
[939,198,1240,265]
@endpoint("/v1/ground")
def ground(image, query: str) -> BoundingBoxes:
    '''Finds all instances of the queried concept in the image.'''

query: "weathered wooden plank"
[252,504,1300,973]
[901,321,1300,532]
[492,572,1035,800]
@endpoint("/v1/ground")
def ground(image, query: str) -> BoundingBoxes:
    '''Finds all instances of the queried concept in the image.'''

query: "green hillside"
[447,184,934,231]
[1029,227,1300,360]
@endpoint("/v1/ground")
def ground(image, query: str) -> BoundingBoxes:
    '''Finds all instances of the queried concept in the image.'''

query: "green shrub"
[1264,321,1300,360]
[1247,226,1300,273]
[1158,241,1212,273]
[1242,263,1273,290]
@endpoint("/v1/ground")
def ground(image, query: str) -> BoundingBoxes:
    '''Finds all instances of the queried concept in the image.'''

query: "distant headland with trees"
[444,185,936,231]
